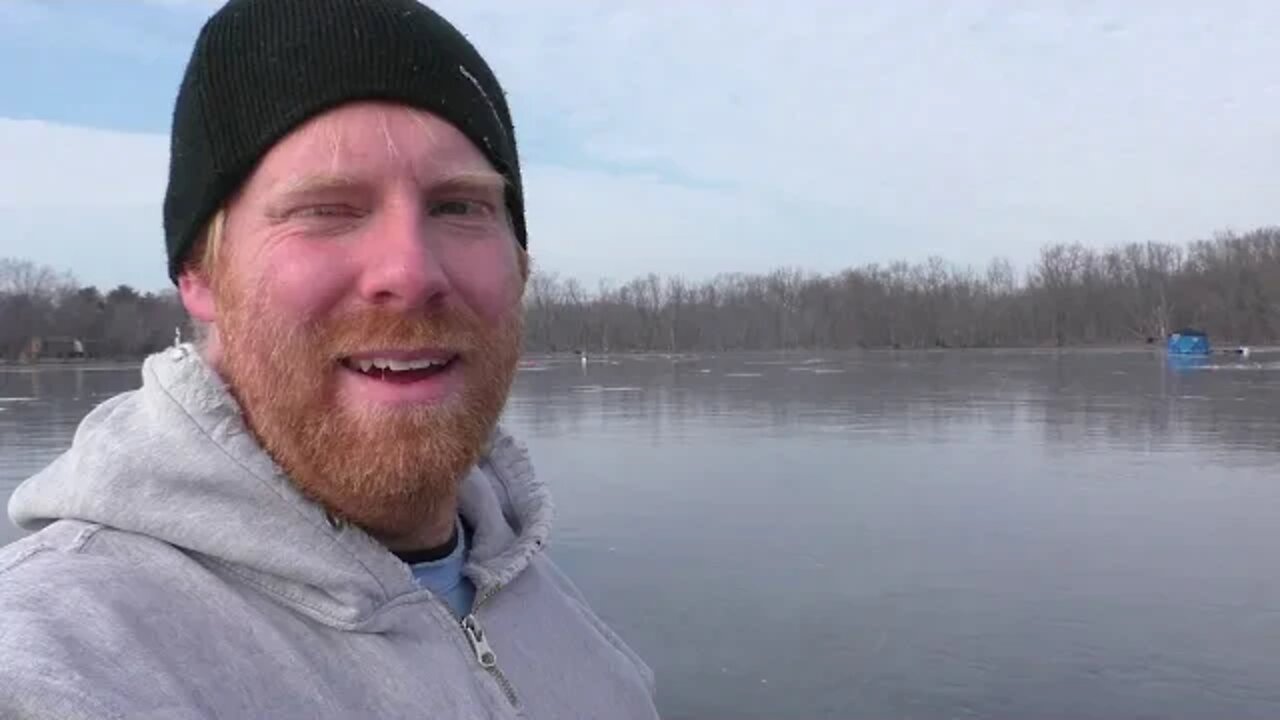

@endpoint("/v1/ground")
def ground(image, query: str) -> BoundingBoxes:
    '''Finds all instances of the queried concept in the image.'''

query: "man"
[0,1,659,718]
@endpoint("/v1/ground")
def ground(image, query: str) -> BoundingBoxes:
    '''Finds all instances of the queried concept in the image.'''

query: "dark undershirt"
[391,523,459,565]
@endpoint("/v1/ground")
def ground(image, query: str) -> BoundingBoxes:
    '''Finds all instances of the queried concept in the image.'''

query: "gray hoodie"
[0,345,659,719]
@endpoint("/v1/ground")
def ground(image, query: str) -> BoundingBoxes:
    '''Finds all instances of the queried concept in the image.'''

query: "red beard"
[213,271,523,540]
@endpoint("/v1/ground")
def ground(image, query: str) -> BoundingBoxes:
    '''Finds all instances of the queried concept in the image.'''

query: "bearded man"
[0,1,659,718]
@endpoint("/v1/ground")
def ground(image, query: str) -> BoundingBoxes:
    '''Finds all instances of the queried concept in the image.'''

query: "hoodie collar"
[8,343,553,631]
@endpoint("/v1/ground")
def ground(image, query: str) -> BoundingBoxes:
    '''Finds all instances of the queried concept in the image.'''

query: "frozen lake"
[4,348,1280,719]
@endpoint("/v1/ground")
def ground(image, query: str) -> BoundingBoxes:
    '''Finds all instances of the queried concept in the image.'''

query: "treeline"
[524,227,1280,352]
[3,226,1280,360]
[0,258,187,361]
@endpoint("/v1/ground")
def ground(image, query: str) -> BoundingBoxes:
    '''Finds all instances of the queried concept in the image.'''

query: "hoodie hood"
[8,343,553,631]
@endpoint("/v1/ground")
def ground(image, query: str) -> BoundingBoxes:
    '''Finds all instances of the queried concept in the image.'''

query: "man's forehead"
[255,102,497,193]
[270,169,507,198]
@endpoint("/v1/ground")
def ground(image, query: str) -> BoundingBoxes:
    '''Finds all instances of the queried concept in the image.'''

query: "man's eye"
[431,200,486,217]
[294,205,358,218]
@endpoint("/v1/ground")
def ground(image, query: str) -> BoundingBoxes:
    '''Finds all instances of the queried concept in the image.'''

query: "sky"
[1,0,1277,293]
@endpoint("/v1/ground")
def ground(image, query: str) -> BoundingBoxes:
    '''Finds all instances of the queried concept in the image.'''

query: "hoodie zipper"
[459,585,520,708]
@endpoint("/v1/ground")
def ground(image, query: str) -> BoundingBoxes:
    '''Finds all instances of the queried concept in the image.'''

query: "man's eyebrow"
[428,171,509,196]
[269,173,362,199]
[265,171,508,207]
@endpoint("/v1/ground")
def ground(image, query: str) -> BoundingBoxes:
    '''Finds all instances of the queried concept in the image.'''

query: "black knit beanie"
[162,0,525,284]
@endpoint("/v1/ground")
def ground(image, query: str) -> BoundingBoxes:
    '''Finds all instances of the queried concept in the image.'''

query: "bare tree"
[6,227,1280,360]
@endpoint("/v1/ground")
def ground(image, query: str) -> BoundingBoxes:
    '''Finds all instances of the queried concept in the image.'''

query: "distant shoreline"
[526,343,1280,359]
[4,342,1274,370]
[0,359,144,370]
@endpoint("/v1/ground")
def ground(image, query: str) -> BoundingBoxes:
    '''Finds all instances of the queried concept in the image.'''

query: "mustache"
[320,304,483,356]
[213,270,522,367]
[308,305,488,359]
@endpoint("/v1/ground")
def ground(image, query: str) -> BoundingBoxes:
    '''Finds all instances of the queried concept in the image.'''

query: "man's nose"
[355,203,449,311]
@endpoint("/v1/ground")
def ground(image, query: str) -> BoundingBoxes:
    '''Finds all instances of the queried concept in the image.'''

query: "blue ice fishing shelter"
[1166,328,1211,356]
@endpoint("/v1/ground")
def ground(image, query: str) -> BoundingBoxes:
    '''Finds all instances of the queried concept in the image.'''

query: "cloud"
[0,119,167,207]
[0,119,169,291]
[138,0,223,7]
[522,166,817,287]
[0,118,810,292]
[429,0,1280,262]
[3,0,1279,291]
[0,0,192,63]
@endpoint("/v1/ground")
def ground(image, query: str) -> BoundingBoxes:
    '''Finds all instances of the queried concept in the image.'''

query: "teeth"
[350,357,446,373]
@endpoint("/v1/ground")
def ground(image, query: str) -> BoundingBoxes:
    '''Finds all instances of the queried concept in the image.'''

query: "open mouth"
[339,354,458,384]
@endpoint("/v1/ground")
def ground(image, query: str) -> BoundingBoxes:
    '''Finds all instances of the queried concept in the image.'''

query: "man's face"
[183,101,525,542]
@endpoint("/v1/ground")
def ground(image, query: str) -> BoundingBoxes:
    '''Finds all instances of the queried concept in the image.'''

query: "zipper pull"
[461,614,497,668]
[460,612,521,707]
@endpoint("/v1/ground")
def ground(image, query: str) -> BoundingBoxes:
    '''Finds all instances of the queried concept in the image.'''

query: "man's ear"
[178,268,216,324]
[517,248,532,282]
